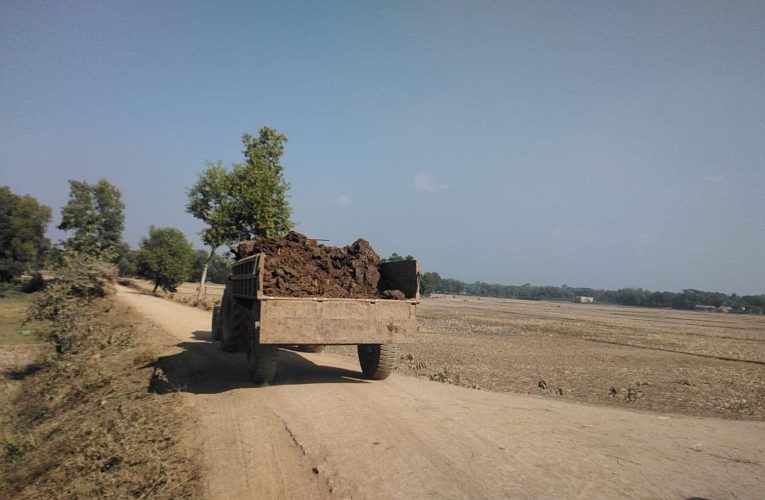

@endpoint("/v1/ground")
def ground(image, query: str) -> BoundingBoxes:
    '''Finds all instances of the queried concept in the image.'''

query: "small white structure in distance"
[579,296,595,304]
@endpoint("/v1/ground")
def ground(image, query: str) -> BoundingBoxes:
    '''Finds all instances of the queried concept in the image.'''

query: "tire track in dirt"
[116,286,765,499]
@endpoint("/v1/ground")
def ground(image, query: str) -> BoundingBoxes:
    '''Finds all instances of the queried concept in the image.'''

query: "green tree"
[113,242,138,276]
[186,161,239,298]
[58,179,125,256]
[92,179,125,248]
[383,252,415,263]
[137,226,194,293]
[0,186,52,282]
[230,127,294,239]
[419,271,442,297]
[187,127,294,298]
[189,249,232,285]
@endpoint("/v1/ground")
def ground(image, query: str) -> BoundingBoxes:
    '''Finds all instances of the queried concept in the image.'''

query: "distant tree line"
[1,126,289,297]
[0,186,51,282]
[418,272,765,314]
[1,180,232,294]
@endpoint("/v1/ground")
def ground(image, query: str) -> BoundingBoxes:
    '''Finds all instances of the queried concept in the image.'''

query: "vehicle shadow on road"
[147,330,368,395]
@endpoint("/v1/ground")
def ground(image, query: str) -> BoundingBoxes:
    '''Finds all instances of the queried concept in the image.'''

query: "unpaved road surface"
[116,286,765,499]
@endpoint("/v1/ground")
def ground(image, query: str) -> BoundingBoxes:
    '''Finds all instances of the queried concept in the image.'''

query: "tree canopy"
[186,161,239,250]
[230,127,294,239]
[383,252,415,263]
[0,186,52,282]
[419,271,442,297]
[188,128,295,243]
[189,249,232,284]
[58,179,125,256]
[137,226,194,293]
[186,126,294,298]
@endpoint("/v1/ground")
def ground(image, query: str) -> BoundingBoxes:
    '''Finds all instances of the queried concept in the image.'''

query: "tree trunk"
[196,246,217,301]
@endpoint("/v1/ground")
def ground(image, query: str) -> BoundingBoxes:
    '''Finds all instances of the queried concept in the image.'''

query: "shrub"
[28,252,116,353]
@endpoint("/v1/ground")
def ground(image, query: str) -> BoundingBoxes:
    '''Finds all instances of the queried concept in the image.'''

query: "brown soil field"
[329,295,765,420]
[126,281,765,419]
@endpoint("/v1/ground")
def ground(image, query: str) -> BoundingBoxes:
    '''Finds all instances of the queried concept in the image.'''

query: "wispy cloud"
[413,172,447,192]
[335,193,352,208]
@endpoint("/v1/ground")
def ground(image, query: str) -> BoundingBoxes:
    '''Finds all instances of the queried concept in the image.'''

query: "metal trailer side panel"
[258,298,416,344]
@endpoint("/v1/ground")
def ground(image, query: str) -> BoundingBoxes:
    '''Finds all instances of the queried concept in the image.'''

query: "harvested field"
[329,295,765,420]
[128,280,765,419]
[0,293,46,374]
[127,279,225,300]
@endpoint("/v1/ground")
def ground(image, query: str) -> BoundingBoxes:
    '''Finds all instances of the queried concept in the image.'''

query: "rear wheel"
[357,344,397,380]
[220,293,247,352]
[248,341,278,385]
[211,306,222,341]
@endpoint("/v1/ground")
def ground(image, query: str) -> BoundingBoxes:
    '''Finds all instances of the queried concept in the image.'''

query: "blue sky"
[1,1,764,294]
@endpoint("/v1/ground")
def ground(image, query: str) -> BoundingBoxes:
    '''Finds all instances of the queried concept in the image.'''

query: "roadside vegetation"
[0,254,199,498]
[0,186,51,284]
[136,226,195,294]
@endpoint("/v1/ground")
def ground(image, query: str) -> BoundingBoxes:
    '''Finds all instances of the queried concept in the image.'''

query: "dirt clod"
[382,289,406,300]
[231,231,401,299]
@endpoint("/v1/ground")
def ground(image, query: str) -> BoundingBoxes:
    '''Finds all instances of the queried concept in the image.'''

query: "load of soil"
[231,231,403,299]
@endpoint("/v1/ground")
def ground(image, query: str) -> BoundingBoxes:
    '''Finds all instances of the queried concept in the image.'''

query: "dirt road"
[116,286,765,499]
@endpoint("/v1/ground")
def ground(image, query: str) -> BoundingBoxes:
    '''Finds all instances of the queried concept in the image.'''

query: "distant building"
[579,296,594,304]
[694,305,717,312]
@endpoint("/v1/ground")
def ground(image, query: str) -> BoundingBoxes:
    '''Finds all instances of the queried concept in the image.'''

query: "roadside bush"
[1,252,198,498]
[20,272,46,293]
[28,252,117,353]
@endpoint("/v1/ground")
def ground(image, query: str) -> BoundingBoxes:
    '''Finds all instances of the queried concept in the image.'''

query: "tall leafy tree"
[0,186,52,282]
[186,161,239,298]
[137,226,194,293]
[187,127,294,298]
[92,179,125,248]
[231,127,294,239]
[189,249,232,285]
[113,241,139,276]
[58,179,125,256]
[419,271,442,297]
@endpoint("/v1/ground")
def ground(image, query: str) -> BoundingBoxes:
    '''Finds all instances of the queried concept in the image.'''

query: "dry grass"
[0,293,46,346]
[0,292,200,499]
[120,279,223,310]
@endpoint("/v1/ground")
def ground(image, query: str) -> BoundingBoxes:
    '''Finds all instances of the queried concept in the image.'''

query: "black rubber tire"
[248,344,278,385]
[220,294,247,352]
[297,344,324,353]
[357,344,397,380]
[211,306,222,341]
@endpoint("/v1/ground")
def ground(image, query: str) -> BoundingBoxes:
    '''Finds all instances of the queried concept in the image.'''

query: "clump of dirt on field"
[231,231,401,298]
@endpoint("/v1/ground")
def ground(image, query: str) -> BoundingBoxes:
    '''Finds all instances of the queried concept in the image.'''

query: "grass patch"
[0,293,45,346]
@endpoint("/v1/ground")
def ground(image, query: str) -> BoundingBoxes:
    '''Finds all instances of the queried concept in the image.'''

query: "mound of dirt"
[231,231,400,298]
